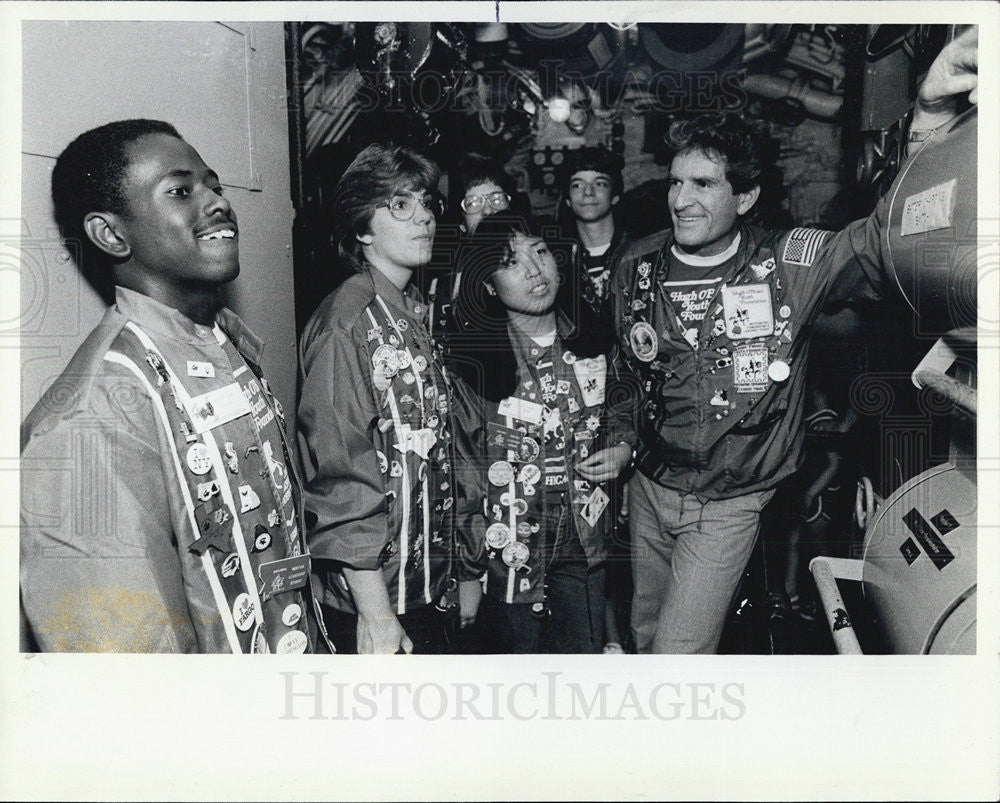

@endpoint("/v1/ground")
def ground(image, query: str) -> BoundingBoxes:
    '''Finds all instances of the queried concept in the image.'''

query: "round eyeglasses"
[460,191,511,215]
[376,192,445,221]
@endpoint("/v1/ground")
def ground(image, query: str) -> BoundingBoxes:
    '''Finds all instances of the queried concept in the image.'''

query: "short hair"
[558,146,624,197]
[334,143,440,272]
[51,119,182,290]
[665,111,770,194]
[453,154,515,200]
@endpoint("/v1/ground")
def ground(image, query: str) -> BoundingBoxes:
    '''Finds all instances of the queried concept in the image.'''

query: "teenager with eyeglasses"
[297,143,483,654]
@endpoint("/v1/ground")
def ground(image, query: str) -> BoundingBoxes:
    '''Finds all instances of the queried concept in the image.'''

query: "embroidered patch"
[782,228,830,267]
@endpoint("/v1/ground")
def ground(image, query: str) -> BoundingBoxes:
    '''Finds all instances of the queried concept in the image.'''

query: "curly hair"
[51,119,182,294]
[334,143,440,272]
[665,111,771,193]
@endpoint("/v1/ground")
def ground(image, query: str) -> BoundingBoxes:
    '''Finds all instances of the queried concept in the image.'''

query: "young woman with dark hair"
[447,214,636,653]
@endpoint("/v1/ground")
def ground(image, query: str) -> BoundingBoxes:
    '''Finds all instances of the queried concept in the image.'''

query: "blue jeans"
[629,471,774,654]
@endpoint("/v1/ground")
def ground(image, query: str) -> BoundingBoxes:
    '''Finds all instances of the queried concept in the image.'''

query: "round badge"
[232,592,256,632]
[185,443,212,476]
[373,369,392,392]
[499,491,513,506]
[562,351,576,365]
[511,499,528,516]
[427,414,440,429]
[396,350,413,370]
[767,359,790,383]
[254,531,272,552]
[502,541,530,569]
[387,333,399,347]
[518,437,540,462]
[424,384,438,400]
[517,464,541,485]
[779,305,791,319]
[372,344,400,374]
[488,460,515,486]
[251,623,269,654]
[396,319,409,333]
[413,355,428,372]
[277,630,308,654]
[629,322,659,362]
[402,372,416,385]
[517,521,532,537]
[485,522,512,550]
[282,603,302,627]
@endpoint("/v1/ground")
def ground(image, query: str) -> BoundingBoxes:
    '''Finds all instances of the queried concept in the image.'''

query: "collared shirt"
[298,267,482,615]
[20,287,318,653]
[472,313,633,604]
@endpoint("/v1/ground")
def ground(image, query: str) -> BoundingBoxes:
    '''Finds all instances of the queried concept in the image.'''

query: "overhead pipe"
[742,72,843,119]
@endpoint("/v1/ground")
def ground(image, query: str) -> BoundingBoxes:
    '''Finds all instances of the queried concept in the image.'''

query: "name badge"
[187,360,216,378]
[498,396,544,426]
[722,284,774,340]
[487,422,525,452]
[184,383,252,434]
[733,344,770,393]
[258,554,311,600]
[572,355,607,408]
[580,486,610,527]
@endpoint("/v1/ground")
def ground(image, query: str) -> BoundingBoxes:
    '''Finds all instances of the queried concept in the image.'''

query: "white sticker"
[900,178,956,236]
[572,355,607,408]
[238,484,261,513]
[733,344,770,393]
[184,383,252,434]
[722,284,774,340]
[580,486,610,527]
[498,396,544,426]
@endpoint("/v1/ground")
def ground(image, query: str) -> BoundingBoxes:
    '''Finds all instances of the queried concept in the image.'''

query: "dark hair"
[447,213,609,402]
[51,119,182,297]
[454,154,515,201]
[558,146,624,198]
[334,143,440,272]
[665,111,770,194]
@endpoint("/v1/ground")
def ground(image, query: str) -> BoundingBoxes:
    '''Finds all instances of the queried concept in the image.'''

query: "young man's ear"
[83,212,130,259]
[356,230,374,246]
[736,185,761,217]
[484,279,497,297]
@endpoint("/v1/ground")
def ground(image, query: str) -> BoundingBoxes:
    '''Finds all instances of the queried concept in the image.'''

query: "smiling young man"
[558,147,632,319]
[21,120,325,653]
[610,30,978,654]
[297,143,483,654]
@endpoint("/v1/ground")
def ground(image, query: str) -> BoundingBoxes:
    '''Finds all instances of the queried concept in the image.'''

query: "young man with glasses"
[297,143,483,654]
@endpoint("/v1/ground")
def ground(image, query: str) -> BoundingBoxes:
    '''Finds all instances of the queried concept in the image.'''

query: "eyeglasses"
[460,191,510,215]
[376,192,445,221]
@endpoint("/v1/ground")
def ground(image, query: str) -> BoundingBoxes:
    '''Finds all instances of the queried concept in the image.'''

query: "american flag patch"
[782,228,830,267]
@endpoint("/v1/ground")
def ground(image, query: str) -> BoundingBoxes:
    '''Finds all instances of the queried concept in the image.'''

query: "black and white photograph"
[3,1,998,799]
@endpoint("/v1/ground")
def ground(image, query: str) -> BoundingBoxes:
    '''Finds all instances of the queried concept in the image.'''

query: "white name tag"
[185,383,252,434]
[572,355,607,408]
[722,284,774,340]
[498,396,544,426]
[187,360,216,378]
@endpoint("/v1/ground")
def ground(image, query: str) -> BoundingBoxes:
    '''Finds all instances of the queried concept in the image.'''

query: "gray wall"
[20,21,299,417]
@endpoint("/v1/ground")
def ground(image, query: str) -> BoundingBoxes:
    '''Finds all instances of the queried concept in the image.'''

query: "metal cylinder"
[861,462,976,654]
[884,107,978,333]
